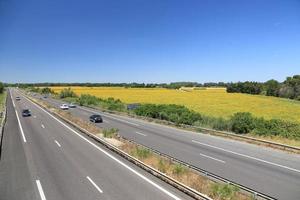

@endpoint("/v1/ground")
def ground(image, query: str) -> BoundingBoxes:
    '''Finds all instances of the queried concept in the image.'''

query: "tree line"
[226,75,300,100]
[5,81,228,90]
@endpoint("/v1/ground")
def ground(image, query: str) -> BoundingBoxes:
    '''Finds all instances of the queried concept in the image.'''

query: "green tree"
[0,82,3,93]
[265,79,280,96]
[230,112,255,134]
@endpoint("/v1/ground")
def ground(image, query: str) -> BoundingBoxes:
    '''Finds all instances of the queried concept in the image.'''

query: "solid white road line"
[54,140,61,147]
[22,94,182,200]
[135,131,147,136]
[11,90,27,143]
[15,110,27,143]
[199,153,225,163]
[41,124,45,129]
[10,92,15,106]
[86,176,103,194]
[33,115,37,118]
[36,180,47,200]
[79,106,140,127]
[192,140,300,174]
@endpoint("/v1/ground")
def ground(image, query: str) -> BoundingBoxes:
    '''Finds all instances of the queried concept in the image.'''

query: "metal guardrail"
[0,93,7,159]
[24,93,212,200]
[121,137,276,200]
[25,92,278,200]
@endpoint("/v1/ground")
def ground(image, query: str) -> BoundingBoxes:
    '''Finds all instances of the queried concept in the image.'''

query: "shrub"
[158,159,167,173]
[59,88,77,98]
[77,94,99,106]
[0,82,3,93]
[211,183,239,200]
[230,112,255,134]
[132,147,151,159]
[134,104,202,125]
[41,87,54,94]
[172,164,186,175]
[102,128,118,138]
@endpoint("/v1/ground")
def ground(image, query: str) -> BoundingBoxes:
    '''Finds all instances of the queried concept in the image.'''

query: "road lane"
[6,89,193,200]
[32,91,300,199]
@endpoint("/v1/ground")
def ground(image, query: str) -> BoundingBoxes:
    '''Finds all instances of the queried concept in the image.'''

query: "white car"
[68,103,76,108]
[60,104,69,110]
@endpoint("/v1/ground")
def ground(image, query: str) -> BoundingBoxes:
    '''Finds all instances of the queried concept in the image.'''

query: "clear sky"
[0,0,299,83]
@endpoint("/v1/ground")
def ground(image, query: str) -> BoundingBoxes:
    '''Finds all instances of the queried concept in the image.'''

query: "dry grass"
[120,142,251,200]
[247,134,300,148]
[50,86,300,123]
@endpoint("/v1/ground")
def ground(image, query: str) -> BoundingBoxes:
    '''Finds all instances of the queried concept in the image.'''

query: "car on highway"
[60,104,69,110]
[89,114,103,123]
[16,97,21,101]
[68,103,76,108]
[22,109,31,117]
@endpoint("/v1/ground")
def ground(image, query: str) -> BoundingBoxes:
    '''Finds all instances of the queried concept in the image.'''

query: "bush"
[77,94,99,106]
[253,118,300,140]
[134,104,202,125]
[41,87,54,94]
[172,164,186,175]
[102,128,118,138]
[231,112,255,134]
[0,82,3,93]
[59,88,77,98]
[132,147,151,159]
[211,183,239,200]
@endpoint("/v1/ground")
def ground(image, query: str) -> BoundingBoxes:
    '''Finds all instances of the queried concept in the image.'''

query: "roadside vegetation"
[121,143,250,200]
[30,87,300,144]
[0,82,6,114]
[48,86,300,123]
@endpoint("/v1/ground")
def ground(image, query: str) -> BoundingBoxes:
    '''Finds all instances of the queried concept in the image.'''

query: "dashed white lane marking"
[36,180,47,200]
[79,106,140,126]
[192,140,300,173]
[200,153,225,163]
[86,176,103,194]
[34,115,37,118]
[103,120,110,124]
[22,94,182,200]
[41,124,45,129]
[135,131,147,136]
[54,140,61,147]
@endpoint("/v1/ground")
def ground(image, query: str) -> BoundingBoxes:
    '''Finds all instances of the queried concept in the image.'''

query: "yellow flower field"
[51,87,300,123]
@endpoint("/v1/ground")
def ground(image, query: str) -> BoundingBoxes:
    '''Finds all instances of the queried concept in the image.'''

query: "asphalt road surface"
[0,89,193,200]
[29,90,300,200]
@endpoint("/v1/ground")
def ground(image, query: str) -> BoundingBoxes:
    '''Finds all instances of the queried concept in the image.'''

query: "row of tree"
[226,75,300,100]
[5,81,228,90]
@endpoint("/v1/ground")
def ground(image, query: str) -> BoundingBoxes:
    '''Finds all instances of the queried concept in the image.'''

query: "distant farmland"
[51,87,300,123]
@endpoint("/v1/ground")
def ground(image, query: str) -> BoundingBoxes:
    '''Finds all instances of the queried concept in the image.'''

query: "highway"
[0,89,193,200]
[31,91,300,199]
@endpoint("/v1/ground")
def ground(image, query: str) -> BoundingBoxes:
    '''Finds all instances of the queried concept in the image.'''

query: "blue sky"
[0,0,299,83]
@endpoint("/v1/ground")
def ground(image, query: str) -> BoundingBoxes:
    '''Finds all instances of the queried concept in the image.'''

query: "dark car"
[16,97,21,101]
[89,114,103,123]
[22,109,31,117]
